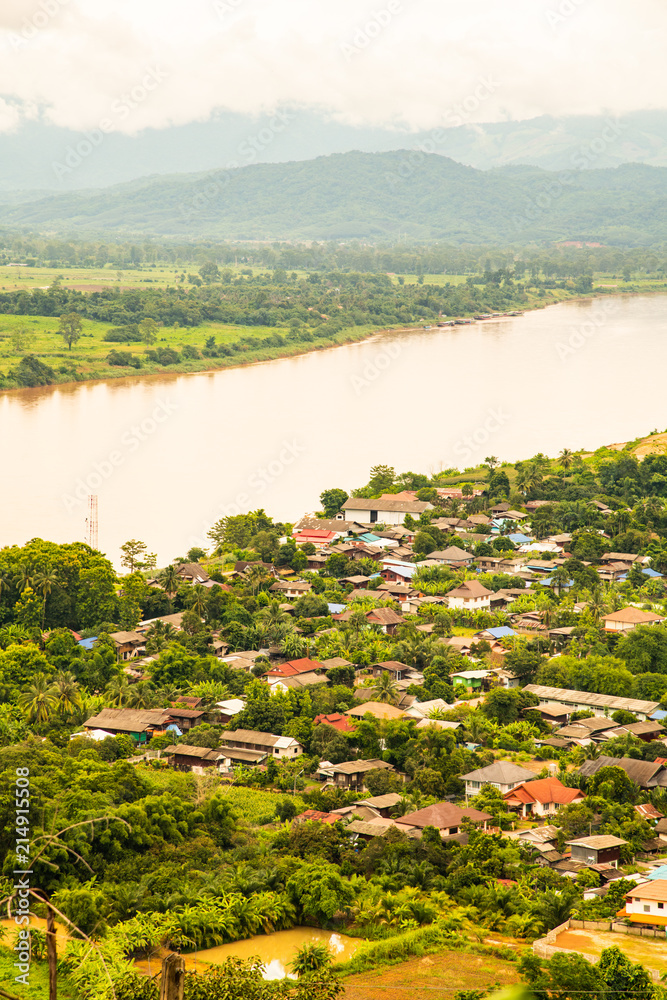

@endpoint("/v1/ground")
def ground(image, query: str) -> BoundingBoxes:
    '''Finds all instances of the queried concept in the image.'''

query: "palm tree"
[0,624,31,649]
[19,674,58,724]
[126,681,157,709]
[372,671,399,704]
[160,564,179,596]
[189,584,207,619]
[13,564,35,594]
[51,671,82,719]
[145,620,177,654]
[257,600,291,643]
[290,943,332,977]
[105,675,131,707]
[33,566,61,629]
[281,630,308,659]
[246,564,269,596]
[559,448,574,469]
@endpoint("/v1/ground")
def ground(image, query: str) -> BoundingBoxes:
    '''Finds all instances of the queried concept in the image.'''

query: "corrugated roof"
[462,762,536,784]
[525,684,660,716]
[567,835,627,849]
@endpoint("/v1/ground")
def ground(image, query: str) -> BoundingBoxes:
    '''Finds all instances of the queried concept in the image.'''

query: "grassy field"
[343,947,522,1000]
[0,310,383,384]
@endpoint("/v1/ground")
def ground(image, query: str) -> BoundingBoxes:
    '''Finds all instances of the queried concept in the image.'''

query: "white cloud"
[0,0,665,134]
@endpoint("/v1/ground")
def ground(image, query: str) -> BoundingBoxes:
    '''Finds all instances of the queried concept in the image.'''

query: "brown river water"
[133,927,361,979]
[2,294,666,566]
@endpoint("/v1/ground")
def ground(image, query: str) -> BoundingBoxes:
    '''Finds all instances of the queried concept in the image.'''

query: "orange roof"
[627,880,667,902]
[504,777,585,806]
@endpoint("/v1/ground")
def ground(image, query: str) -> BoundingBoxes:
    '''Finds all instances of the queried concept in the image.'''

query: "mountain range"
[3,109,667,194]
[0,150,666,245]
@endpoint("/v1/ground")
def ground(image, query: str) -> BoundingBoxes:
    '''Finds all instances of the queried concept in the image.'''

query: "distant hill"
[4,110,667,193]
[1,151,667,244]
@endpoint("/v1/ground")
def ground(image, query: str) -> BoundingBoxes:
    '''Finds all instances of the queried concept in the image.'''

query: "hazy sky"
[0,0,665,134]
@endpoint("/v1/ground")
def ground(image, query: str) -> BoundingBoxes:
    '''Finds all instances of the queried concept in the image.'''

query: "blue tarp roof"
[327,603,346,614]
[508,533,534,544]
[482,626,517,639]
[77,637,97,650]
[646,865,667,880]
[651,709,667,720]
[359,533,382,543]
[643,567,664,578]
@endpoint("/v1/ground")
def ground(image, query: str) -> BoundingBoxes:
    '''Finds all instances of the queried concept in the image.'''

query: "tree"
[372,671,399,704]
[320,489,349,518]
[159,564,179,597]
[597,946,655,1000]
[286,862,355,924]
[588,766,639,804]
[19,673,57,724]
[120,540,148,574]
[33,566,61,629]
[199,261,221,283]
[367,464,395,494]
[250,531,280,562]
[58,312,83,351]
[138,318,158,344]
[290,943,332,977]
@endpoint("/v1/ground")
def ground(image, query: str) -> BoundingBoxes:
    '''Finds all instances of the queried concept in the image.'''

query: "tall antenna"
[86,495,99,550]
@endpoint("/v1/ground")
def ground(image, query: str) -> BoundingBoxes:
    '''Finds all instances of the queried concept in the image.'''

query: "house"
[525,702,572,727]
[380,563,417,585]
[292,529,338,547]
[136,612,187,634]
[356,793,403,817]
[397,802,492,836]
[450,669,494,693]
[446,581,492,611]
[598,720,665,743]
[523,684,661,722]
[221,729,303,759]
[313,712,356,733]
[503,777,586,818]
[422,547,474,568]
[566,834,628,868]
[462,761,536,797]
[332,607,405,634]
[109,630,146,661]
[175,562,211,584]
[371,660,412,681]
[656,818,667,842]
[269,580,312,599]
[162,744,228,773]
[578,755,667,790]
[620,881,667,927]
[555,716,617,741]
[327,758,396,791]
[264,658,326,679]
[342,496,433,526]
[163,707,205,732]
[345,702,406,722]
[602,607,665,632]
[268,672,329,693]
[214,698,246,724]
[293,810,340,826]
[83,708,178,744]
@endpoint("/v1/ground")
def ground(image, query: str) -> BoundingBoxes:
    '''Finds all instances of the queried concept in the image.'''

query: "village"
[63,477,667,972]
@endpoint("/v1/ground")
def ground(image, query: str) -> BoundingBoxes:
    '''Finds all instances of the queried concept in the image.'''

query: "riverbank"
[0,280,639,396]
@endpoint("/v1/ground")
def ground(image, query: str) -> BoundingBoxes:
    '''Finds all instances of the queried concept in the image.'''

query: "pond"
[134,927,361,980]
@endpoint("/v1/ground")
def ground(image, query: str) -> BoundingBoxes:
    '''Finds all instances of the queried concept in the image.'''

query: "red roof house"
[503,777,585,819]
[314,712,356,733]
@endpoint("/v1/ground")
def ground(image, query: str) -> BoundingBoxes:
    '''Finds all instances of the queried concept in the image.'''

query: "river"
[2,293,666,566]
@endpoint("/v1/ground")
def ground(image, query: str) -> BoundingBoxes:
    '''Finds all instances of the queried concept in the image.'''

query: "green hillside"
[2,151,667,244]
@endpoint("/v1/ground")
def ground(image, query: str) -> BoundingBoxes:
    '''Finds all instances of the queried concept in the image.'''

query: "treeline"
[3,233,667,277]
[0,271,537,330]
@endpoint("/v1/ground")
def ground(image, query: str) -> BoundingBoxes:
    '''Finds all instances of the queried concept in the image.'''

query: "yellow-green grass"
[343,946,522,1000]
[0,312,382,383]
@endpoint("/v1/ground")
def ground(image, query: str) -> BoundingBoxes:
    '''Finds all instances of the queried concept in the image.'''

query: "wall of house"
[626,897,667,920]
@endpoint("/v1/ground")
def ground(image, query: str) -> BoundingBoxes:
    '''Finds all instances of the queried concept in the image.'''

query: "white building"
[446,580,492,611]
[342,496,433,526]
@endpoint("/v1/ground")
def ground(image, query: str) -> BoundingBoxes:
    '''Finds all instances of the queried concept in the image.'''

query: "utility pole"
[86,495,98,550]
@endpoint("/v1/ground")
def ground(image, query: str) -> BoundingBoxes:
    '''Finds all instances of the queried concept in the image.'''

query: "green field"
[0,311,384,384]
